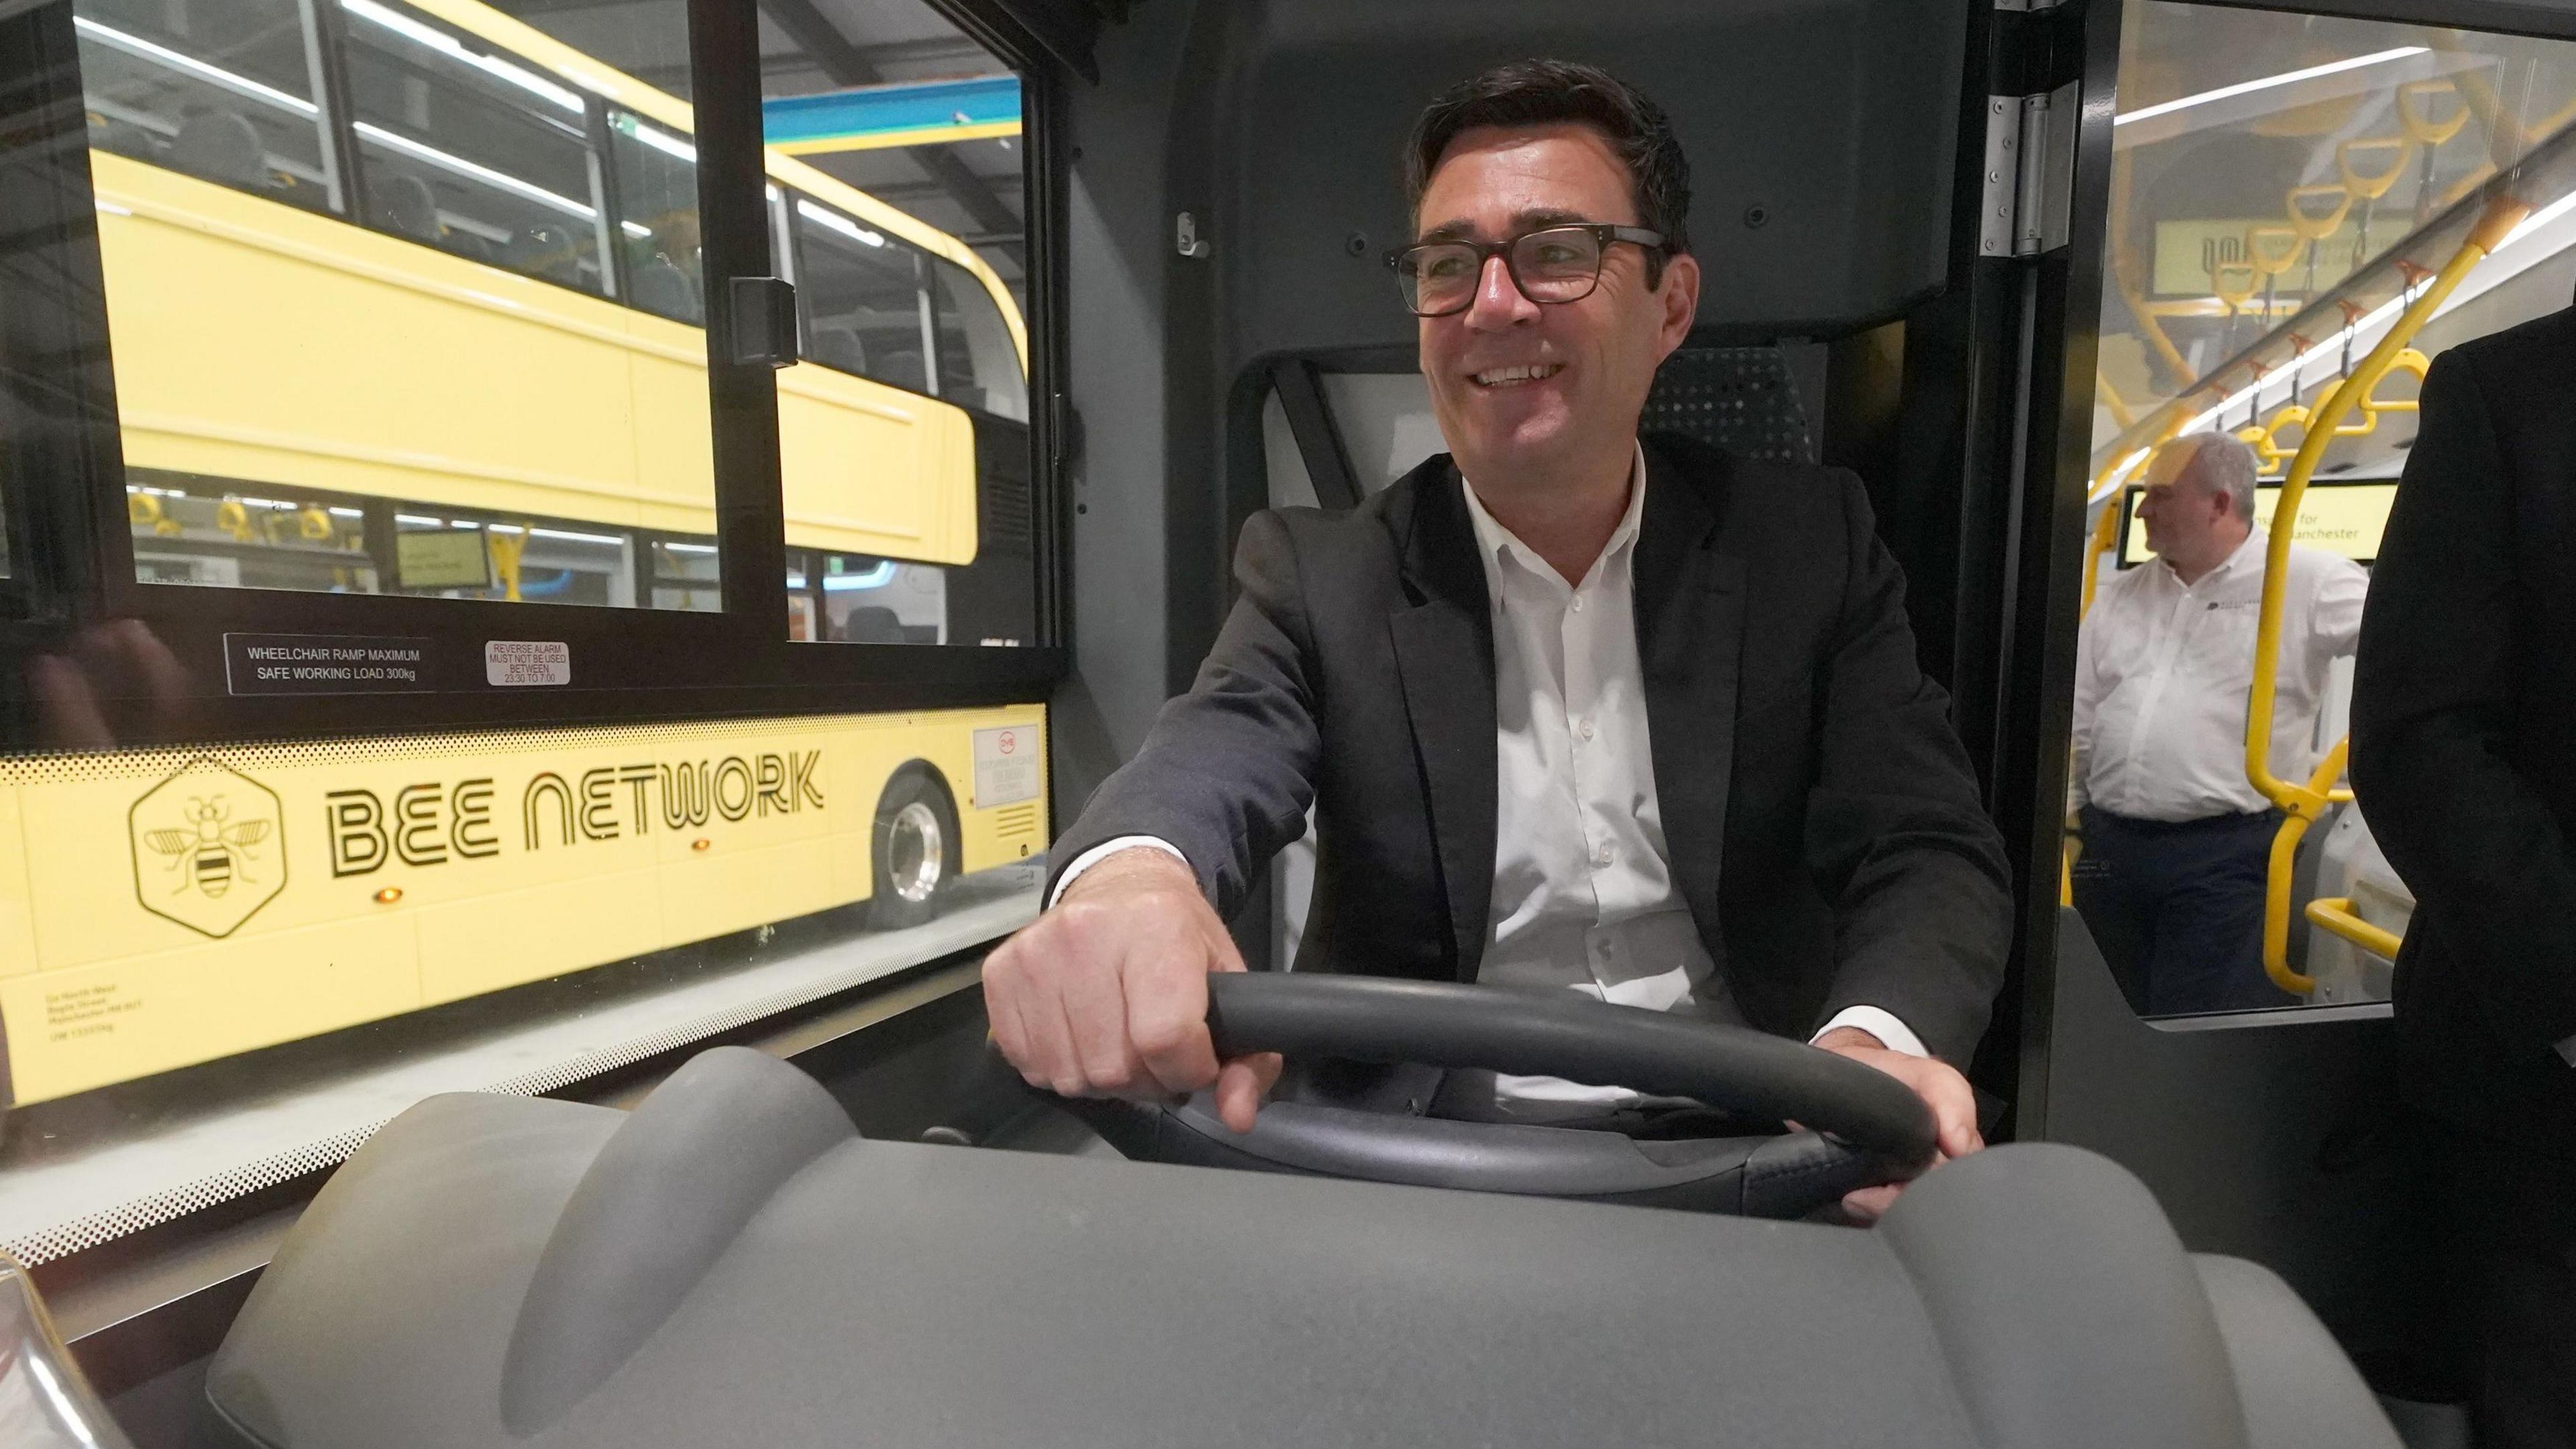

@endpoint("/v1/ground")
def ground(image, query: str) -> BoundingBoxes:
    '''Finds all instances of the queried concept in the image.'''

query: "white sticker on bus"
[972,726,1040,807]
[485,640,572,687]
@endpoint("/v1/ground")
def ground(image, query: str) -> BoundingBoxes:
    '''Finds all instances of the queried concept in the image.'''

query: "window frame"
[335,0,617,299]
[0,0,1066,751]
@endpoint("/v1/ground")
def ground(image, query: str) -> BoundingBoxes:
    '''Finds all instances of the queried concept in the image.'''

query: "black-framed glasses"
[1385,223,1667,317]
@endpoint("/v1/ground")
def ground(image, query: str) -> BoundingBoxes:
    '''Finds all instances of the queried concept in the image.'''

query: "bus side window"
[73,0,338,214]
[338,0,609,296]
[607,111,701,325]
[792,197,932,396]
[928,259,1027,422]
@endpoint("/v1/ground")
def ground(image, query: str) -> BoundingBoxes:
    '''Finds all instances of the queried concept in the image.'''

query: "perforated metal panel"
[1639,347,1816,464]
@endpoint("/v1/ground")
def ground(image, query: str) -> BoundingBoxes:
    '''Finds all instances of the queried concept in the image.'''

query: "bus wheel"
[870,768,957,930]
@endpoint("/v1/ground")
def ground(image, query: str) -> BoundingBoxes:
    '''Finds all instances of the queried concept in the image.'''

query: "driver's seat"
[207,1046,2398,1449]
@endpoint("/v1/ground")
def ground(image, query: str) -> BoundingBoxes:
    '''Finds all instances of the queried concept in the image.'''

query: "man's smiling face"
[1413,121,1697,488]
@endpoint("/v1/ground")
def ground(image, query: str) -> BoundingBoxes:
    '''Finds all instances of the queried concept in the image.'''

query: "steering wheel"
[1044,974,1937,1220]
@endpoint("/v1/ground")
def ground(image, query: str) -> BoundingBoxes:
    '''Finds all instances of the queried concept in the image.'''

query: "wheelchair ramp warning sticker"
[225,634,433,695]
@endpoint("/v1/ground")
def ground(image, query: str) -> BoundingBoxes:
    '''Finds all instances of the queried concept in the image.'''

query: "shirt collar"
[1459,440,1648,589]
[2156,527,2267,590]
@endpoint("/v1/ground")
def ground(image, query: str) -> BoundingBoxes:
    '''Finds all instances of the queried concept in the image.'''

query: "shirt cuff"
[1049,836,1189,908]
[1813,1006,1929,1060]
[2558,1033,2576,1069]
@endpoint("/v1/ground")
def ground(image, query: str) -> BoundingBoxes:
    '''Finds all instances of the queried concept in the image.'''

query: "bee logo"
[129,759,286,938]
[143,796,272,899]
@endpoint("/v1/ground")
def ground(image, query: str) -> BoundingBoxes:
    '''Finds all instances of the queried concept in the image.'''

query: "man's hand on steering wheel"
[982,847,1284,1133]
[1811,1026,1984,1222]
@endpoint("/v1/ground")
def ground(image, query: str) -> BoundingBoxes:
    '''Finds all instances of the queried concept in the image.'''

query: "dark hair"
[1403,59,1690,286]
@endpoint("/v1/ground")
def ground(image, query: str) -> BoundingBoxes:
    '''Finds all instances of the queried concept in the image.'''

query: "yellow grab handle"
[2252,402,2311,474]
[2210,259,2261,308]
[2286,183,2355,240]
[2246,223,2306,276]
[299,506,335,542]
[127,491,162,529]
[2337,137,2414,200]
[2307,898,2404,961]
[2397,79,2468,147]
[2361,346,2430,415]
[216,498,253,542]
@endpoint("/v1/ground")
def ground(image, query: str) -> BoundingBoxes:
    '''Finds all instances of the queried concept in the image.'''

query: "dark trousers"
[2071,806,2298,1015]
[2424,1124,2576,1448]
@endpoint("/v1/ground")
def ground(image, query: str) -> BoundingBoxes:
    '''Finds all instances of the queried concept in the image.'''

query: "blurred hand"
[981,847,1282,1132]
[26,619,192,750]
[1811,1025,1983,1223]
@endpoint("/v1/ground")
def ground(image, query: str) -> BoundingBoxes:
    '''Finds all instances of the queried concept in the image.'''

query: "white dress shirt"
[1057,445,1925,1112]
[2072,531,2368,822]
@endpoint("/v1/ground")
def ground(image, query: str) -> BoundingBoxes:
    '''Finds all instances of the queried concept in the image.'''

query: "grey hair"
[2182,433,2259,523]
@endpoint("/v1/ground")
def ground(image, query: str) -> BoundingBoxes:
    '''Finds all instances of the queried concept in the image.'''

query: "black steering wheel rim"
[1027,974,1940,1219]
[1203,973,1937,1167]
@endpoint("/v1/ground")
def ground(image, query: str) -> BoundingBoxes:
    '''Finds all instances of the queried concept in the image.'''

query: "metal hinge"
[1978,81,2079,259]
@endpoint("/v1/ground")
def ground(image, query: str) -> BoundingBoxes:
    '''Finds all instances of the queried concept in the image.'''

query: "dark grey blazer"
[2353,303,2576,1144]
[1052,433,2012,1064]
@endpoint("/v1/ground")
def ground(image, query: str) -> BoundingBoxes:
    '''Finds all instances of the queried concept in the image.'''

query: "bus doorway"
[2010,0,2576,1426]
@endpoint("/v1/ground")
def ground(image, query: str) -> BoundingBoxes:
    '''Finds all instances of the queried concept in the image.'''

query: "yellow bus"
[76,0,1033,642]
[0,0,1053,1108]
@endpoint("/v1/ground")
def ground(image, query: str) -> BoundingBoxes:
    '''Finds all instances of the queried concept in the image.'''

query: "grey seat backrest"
[372,174,441,244]
[209,1048,2399,1449]
[1640,345,1815,464]
[171,109,265,190]
[505,225,583,286]
[500,1048,855,1434]
[873,345,928,394]
[806,322,867,376]
[627,258,700,321]
[837,604,905,643]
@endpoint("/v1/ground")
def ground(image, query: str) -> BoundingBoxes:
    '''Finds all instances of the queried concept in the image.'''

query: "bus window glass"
[608,110,701,324]
[2,0,1052,1273]
[930,257,1028,423]
[760,3,1036,648]
[83,0,726,608]
[339,0,608,293]
[73,0,337,213]
[795,199,933,394]
[2070,5,2576,1020]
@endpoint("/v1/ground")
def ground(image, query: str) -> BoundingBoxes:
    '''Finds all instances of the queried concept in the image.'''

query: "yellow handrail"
[2243,194,2530,993]
[2307,897,2404,961]
[2064,498,2132,908]
[2262,739,2349,994]
[2079,493,2122,621]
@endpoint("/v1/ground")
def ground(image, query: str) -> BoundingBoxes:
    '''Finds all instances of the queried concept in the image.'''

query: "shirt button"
[1593,843,1614,867]
[1577,719,1595,741]
[1570,596,1586,612]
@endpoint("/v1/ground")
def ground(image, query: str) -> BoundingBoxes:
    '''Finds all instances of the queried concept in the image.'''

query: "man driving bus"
[983,59,2012,1218]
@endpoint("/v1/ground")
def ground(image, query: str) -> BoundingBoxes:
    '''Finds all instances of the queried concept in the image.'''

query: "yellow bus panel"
[0,706,1045,1104]
[93,152,977,564]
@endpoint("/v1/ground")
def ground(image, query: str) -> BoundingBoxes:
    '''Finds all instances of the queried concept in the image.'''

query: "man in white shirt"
[983,60,2010,1218]
[2069,433,2367,1014]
